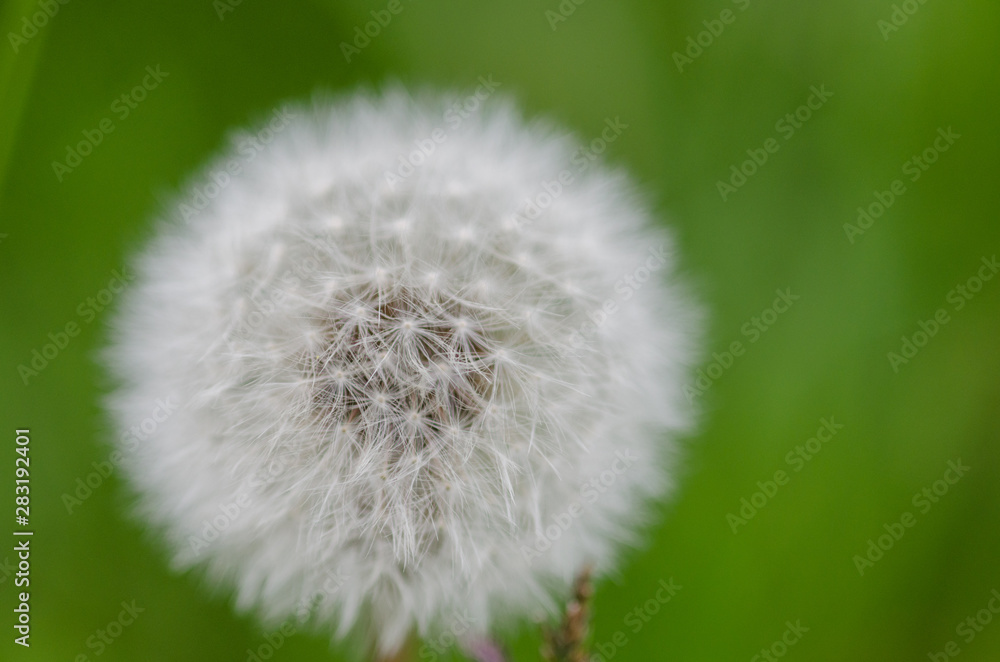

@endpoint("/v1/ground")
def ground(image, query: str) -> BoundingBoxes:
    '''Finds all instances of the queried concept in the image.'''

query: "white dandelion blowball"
[105,88,699,654]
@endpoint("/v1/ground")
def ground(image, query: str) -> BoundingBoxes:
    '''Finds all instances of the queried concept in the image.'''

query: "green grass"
[1,0,999,660]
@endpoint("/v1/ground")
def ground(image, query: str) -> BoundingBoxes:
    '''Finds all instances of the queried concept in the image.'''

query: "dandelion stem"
[541,565,593,662]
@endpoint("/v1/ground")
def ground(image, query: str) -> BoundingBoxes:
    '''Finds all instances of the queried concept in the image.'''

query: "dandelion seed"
[104,88,699,656]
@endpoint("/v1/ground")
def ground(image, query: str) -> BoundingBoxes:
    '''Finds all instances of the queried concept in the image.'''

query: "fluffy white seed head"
[104,88,699,654]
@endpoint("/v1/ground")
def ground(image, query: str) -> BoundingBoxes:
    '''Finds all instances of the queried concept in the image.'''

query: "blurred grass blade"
[0,0,49,215]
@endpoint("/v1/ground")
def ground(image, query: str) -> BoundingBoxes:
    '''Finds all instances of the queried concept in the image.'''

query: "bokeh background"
[2,0,999,660]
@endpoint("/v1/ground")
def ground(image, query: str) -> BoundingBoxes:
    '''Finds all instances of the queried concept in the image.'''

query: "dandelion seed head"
[104,88,699,655]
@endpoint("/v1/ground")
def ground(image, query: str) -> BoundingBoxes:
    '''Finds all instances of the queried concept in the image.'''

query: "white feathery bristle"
[104,88,700,655]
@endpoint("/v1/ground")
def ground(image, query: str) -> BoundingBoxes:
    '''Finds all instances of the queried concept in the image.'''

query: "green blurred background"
[2,0,999,660]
